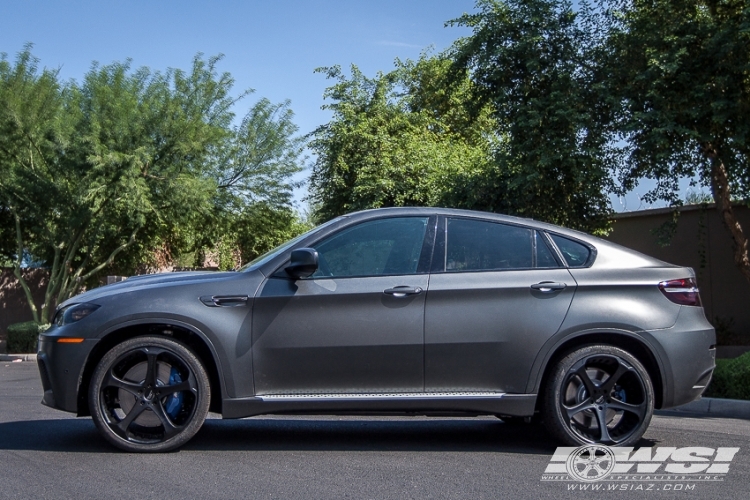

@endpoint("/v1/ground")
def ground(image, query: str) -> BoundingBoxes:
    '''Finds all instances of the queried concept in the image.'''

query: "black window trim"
[535,230,564,268]
[431,215,566,274]
[544,231,598,268]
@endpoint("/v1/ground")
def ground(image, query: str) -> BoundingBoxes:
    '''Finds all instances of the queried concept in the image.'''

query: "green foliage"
[650,208,681,247]
[232,204,312,263]
[606,0,750,282]
[684,190,713,206]
[308,57,496,222]
[215,98,305,207]
[448,0,614,234]
[608,0,750,203]
[6,321,39,353]
[704,352,750,401]
[309,2,614,234]
[0,47,304,322]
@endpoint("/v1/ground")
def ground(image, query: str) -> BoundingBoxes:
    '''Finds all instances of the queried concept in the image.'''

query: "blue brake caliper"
[614,386,627,403]
[164,367,184,419]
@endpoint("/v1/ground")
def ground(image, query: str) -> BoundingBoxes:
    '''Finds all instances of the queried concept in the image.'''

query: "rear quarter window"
[549,234,592,267]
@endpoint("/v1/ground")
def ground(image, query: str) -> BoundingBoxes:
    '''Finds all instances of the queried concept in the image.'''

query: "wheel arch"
[529,331,667,410]
[77,321,225,416]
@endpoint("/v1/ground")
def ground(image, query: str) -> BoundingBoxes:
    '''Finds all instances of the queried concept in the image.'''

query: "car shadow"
[0,418,112,453]
[0,416,657,453]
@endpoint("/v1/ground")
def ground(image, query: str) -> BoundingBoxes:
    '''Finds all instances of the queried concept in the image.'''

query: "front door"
[252,216,434,395]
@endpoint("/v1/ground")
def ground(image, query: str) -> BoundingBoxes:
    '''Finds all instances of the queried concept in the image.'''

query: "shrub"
[7,321,40,354]
[704,352,750,401]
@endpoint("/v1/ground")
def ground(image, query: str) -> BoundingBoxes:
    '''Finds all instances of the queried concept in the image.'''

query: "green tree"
[215,97,305,208]
[0,47,68,321]
[308,57,496,222]
[606,0,750,281]
[0,48,303,323]
[232,203,312,265]
[448,0,614,234]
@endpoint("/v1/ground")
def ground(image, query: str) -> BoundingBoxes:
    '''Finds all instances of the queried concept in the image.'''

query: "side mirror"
[285,248,319,279]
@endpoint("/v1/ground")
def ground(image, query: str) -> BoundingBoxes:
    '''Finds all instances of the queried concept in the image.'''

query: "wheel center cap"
[143,389,155,402]
[595,395,606,405]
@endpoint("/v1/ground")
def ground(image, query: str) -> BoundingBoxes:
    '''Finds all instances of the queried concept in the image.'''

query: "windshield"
[239,216,344,271]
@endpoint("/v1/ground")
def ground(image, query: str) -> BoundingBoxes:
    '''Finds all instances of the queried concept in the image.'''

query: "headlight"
[54,303,100,326]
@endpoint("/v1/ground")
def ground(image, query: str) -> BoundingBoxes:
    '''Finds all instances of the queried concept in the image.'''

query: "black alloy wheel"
[543,345,654,447]
[89,336,210,452]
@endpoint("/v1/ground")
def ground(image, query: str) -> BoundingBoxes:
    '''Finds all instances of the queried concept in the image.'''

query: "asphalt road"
[2,361,749,500]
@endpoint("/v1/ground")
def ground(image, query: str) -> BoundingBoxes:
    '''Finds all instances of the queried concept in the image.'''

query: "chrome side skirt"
[259,392,505,401]
[222,392,536,419]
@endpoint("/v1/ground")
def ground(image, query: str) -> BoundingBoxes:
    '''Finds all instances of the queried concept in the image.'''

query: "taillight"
[658,278,702,306]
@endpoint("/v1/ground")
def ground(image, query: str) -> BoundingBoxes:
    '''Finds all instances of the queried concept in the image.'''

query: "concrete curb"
[656,397,750,420]
[0,353,37,362]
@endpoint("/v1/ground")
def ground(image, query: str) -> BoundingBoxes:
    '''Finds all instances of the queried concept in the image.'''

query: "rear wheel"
[89,336,210,452]
[542,345,654,447]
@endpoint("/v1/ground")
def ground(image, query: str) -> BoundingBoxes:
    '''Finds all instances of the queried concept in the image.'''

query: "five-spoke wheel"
[89,336,210,452]
[543,345,654,447]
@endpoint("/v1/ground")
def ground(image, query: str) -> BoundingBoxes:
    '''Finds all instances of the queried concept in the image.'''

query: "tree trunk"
[707,146,750,284]
[11,209,40,324]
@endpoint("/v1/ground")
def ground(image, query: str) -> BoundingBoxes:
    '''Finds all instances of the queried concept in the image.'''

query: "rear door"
[425,217,575,393]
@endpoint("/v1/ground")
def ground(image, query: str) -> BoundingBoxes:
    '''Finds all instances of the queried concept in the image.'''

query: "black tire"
[89,336,211,452]
[542,345,654,447]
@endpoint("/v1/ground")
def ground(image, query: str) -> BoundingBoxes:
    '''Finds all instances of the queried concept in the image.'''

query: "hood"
[58,271,238,308]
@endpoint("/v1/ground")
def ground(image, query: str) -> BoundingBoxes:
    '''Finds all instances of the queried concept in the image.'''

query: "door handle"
[383,286,423,297]
[200,295,249,307]
[530,282,567,293]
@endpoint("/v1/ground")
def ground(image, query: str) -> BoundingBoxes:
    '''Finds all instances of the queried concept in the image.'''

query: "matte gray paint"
[38,207,715,422]
[253,274,429,394]
[425,269,575,393]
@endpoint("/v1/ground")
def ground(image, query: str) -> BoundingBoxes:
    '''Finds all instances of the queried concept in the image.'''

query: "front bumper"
[37,329,98,413]
[649,305,716,409]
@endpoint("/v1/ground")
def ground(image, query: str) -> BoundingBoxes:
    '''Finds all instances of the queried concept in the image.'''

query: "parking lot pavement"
[2,361,749,500]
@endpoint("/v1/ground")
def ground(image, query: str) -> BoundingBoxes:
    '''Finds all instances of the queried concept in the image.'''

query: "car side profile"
[37,207,716,452]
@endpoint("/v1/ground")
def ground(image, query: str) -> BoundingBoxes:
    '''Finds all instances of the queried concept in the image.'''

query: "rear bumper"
[649,306,716,409]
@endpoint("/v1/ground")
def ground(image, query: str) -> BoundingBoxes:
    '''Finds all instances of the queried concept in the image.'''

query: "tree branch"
[40,244,62,324]
[77,226,140,284]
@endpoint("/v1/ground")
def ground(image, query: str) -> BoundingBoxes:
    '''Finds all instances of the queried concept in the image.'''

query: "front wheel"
[89,336,210,452]
[542,345,654,447]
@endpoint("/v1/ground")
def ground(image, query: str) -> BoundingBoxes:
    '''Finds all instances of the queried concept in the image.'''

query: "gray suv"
[37,207,716,452]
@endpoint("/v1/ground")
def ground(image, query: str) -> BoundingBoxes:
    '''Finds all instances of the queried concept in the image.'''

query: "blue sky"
[0,0,477,207]
[0,1,472,143]
[0,0,698,211]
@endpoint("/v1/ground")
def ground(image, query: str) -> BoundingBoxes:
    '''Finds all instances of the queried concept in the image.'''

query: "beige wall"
[607,204,750,335]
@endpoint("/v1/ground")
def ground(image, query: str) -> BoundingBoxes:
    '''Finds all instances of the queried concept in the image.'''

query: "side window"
[445,218,560,272]
[312,217,429,278]
[549,234,592,267]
